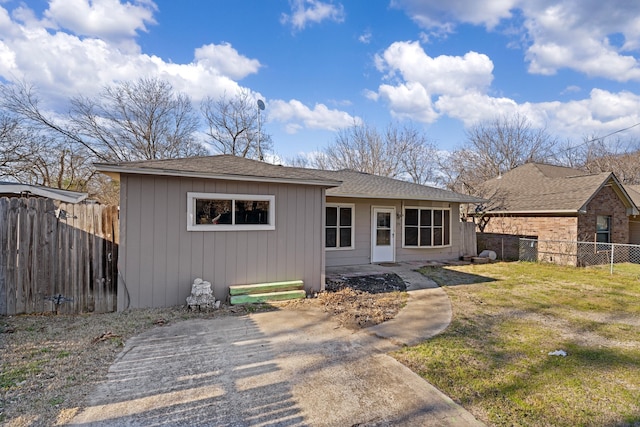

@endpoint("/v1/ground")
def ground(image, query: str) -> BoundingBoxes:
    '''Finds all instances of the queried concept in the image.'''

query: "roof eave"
[484,209,579,215]
[0,183,88,203]
[94,164,342,188]
[327,192,485,203]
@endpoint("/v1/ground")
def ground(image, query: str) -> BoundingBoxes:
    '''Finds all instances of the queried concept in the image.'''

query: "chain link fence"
[519,238,640,273]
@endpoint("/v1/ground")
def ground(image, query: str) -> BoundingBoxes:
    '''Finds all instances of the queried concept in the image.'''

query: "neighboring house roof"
[477,163,638,215]
[95,155,483,203]
[0,182,88,204]
[625,185,640,213]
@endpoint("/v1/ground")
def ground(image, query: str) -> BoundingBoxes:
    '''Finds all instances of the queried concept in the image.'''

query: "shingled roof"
[316,169,483,203]
[478,163,638,214]
[625,185,640,210]
[94,155,341,187]
[95,155,482,203]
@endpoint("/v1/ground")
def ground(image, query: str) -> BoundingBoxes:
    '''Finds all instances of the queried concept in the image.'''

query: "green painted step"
[230,290,307,305]
[229,280,304,296]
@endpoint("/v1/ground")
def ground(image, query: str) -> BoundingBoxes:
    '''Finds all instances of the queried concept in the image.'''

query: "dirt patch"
[281,272,408,329]
[0,273,408,426]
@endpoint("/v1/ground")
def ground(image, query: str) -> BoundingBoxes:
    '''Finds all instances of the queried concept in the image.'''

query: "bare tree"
[201,89,272,159]
[440,113,557,193]
[70,77,206,161]
[1,78,208,202]
[579,137,640,184]
[0,114,37,178]
[314,122,438,184]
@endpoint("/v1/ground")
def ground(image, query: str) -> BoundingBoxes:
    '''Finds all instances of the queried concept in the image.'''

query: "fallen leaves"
[91,331,122,344]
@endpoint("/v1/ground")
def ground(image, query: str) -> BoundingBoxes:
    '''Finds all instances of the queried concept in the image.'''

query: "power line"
[552,121,640,157]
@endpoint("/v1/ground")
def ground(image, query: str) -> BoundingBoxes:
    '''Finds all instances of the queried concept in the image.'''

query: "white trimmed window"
[187,192,275,231]
[326,203,355,250]
[403,208,451,247]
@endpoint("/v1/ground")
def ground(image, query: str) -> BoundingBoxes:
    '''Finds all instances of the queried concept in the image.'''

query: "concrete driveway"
[69,264,484,426]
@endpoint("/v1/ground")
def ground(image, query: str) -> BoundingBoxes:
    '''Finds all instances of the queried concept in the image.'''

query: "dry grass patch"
[394,262,640,427]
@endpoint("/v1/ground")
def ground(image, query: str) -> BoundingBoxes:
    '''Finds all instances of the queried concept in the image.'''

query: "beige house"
[96,155,482,310]
[475,163,639,264]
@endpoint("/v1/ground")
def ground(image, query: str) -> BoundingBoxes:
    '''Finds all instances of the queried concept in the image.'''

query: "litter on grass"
[548,350,567,357]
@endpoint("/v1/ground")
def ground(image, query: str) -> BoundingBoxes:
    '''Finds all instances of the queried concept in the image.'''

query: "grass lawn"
[394,262,640,427]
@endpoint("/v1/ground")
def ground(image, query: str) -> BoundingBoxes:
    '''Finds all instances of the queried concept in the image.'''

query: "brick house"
[625,185,640,244]
[474,163,638,264]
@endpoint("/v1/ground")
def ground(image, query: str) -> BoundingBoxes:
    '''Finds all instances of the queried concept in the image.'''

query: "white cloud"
[391,0,516,31]
[269,99,360,133]
[281,0,345,31]
[45,0,156,46]
[358,30,372,44]
[377,82,439,123]
[393,0,640,82]
[371,38,640,143]
[372,41,494,123]
[435,93,518,126]
[376,41,493,96]
[0,2,259,105]
[521,1,640,81]
[530,89,640,138]
[194,43,261,80]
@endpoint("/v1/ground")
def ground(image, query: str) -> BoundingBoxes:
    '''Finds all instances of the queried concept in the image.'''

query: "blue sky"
[1,0,640,161]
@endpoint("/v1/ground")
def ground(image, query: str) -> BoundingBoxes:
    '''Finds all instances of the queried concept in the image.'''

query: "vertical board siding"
[120,175,325,308]
[0,197,119,315]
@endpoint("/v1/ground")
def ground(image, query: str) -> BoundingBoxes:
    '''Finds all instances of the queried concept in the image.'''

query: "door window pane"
[377,212,391,228]
[377,229,391,245]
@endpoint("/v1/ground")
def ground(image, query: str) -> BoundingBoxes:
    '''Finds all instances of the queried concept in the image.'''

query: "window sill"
[402,244,452,249]
[188,224,275,232]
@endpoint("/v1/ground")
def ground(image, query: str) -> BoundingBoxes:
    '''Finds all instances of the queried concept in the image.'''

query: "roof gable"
[478,163,637,214]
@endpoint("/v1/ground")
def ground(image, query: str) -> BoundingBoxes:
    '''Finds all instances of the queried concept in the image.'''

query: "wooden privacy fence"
[0,197,119,315]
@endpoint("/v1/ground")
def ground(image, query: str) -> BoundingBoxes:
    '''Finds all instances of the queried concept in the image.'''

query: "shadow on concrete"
[69,316,306,426]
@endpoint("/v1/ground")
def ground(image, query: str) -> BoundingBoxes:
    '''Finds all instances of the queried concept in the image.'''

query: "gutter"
[327,192,485,204]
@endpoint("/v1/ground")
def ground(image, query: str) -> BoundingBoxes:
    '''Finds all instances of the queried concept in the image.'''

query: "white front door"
[371,207,395,263]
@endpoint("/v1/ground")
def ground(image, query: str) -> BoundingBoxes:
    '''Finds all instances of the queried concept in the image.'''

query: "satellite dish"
[257,99,265,110]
